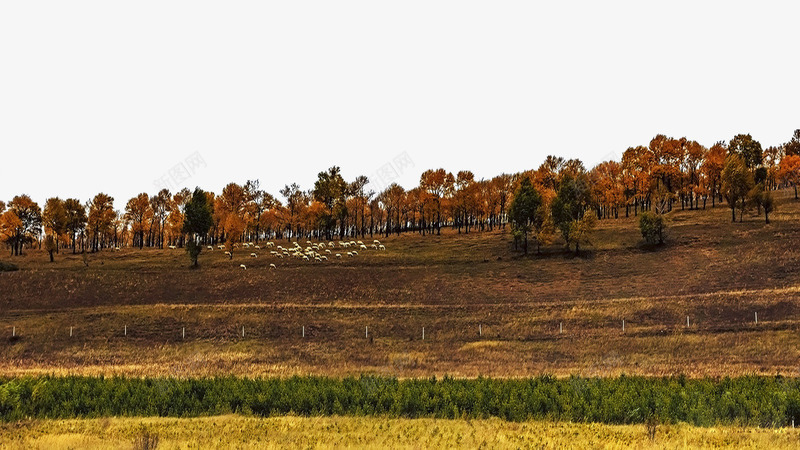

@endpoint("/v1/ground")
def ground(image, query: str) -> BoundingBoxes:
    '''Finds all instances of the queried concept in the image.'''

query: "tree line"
[2,130,799,259]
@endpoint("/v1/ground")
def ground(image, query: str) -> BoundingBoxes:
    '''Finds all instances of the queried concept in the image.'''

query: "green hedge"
[1,375,799,427]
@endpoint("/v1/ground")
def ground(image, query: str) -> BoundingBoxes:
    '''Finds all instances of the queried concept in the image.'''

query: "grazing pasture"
[2,191,799,378]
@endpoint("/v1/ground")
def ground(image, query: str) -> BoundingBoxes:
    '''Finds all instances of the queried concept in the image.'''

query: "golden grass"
[2,415,799,449]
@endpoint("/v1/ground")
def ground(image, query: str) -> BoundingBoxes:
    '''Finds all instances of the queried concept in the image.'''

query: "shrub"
[639,212,667,245]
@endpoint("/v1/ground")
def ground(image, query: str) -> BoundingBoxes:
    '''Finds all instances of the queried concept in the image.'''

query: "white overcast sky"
[1,1,798,209]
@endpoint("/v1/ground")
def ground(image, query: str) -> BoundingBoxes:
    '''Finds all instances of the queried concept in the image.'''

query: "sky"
[1,1,798,209]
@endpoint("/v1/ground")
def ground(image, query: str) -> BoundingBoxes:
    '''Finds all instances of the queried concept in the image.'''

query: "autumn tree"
[682,140,706,210]
[453,170,475,233]
[778,154,800,199]
[44,235,57,262]
[245,180,276,243]
[87,193,115,252]
[150,189,171,248]
[183,188,214,267]
[124,193,152,249]
[349,175,371,238]
[590,160,624,219]
[621,145,653,216]
[700,142,727,207]
[5,195,43,256]
[217,183,249,256]
[378,183,406,237]
[762,145,784,190]
[279,183,304,241]
[64,198,87,253]
[721,154,754,222]
[508,177,543,254]
[420,168,454,235]
[43,197,67,254]
[0,210,22,256]
[166,188,191,246]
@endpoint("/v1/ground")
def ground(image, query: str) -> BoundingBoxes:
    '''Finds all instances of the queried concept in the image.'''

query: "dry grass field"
[1,190,799,378]
[2,415,799,449]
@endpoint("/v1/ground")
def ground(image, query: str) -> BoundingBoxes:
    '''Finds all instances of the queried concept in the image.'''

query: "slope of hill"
[1,190,799,378]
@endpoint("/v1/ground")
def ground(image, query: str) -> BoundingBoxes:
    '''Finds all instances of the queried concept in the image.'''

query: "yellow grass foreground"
[1,415,799,449]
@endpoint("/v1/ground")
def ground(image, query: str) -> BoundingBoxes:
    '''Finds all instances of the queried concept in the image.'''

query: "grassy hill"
[1,189,799,378]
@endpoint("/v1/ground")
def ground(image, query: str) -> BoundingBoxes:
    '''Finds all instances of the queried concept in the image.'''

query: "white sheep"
[224,251,232,257]
[218,245,226,249]
[250,253,258,258]
[255,245,261,249]
[320,255,328,261]
[347,252,354,257]
[357,240,363,245]
[269,263,277,270]
[276,254,284,258]
[302,255,309,261]
[336,253,342,258]
[352,250,359,256]
[371,244,378,249]
[373,240,380,244]
[325,249,331,254]
[168,245,177,250]
[359,244,367,250]
[379,245,386,251]
[207,246,214,250]
[314,256,321,262]
[239,264,247,270]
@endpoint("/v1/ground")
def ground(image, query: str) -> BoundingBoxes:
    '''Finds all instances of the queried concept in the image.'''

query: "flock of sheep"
[201,239,386,270]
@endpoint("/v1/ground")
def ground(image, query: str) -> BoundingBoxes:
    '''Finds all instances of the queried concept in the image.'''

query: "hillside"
[1,190,799,378]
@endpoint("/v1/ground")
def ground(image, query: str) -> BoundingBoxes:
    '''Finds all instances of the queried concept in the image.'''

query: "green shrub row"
[1,375,799,427]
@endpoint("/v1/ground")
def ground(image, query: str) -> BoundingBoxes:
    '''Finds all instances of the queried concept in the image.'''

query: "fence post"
[422,327,425,341]
[559,322,563,334]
